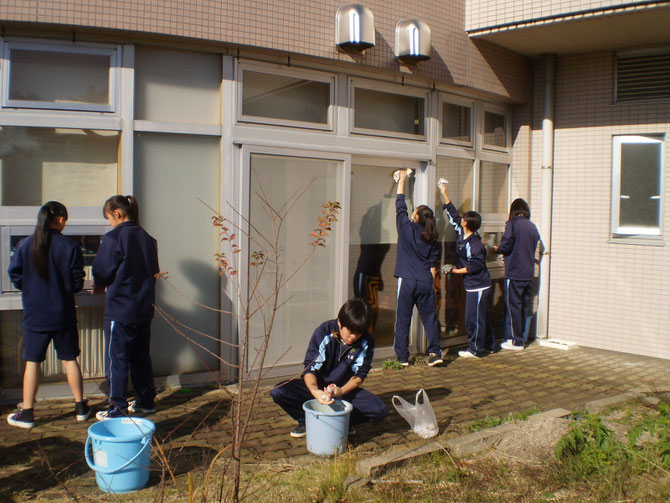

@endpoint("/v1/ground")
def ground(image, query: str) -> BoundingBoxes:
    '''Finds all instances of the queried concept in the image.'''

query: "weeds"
[381,359,404,370]
[468,406,540,432]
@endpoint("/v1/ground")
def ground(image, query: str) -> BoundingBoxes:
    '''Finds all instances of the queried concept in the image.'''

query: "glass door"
[348,157,420,357]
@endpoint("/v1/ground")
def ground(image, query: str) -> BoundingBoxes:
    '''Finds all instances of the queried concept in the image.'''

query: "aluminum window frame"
[236,61,336,131]
[438,94,474,147]
[481,103,510,152]
[349,78,429,141]
[611,134,665,238]
[1,39,121,113]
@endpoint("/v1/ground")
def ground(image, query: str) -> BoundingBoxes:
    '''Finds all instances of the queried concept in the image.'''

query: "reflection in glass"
[479,161,509,214]
[484,111,506,147]
[435,157,472,337]
[9,49,110,105]
[354,88,424,135]
[242,71,330,124]
[249,154,342,369]
[0,127,119,207]
[442,102,471,143]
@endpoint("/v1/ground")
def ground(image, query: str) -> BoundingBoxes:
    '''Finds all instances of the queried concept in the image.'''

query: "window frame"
[611,134,665,238]
[349,78,429,141]
[1,39,120,113]
[439,94,474,147]
[481,103,509,152]
[236,61,336,131]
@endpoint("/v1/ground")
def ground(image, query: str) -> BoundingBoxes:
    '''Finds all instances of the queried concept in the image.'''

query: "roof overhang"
[467,5,670,56]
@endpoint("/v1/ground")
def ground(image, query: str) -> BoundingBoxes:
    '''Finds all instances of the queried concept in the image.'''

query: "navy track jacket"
[394,194,440,282]
[303,319,375,385]
[443,202,492,291]
[497,216,541,281]
[92,221,159,323]
[8,230,85,331]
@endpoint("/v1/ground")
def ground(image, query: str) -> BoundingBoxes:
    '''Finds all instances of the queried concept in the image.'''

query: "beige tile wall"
[0,0,531,102]
[527,52,670,358]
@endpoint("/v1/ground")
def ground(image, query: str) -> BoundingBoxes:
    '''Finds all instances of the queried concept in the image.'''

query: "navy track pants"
[504,279,532,347]
[394,277,441,361]
[270,378,387,427]
[104,319,156,412]
[465,287,494,356]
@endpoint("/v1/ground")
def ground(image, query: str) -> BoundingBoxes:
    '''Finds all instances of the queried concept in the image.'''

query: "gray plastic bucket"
[302,399,352,456]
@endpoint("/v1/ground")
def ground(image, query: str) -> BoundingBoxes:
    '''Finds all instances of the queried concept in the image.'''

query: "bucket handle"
[85,435,152,474]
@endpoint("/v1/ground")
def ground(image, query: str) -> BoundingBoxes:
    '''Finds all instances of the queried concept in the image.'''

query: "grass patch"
[468,406,541,432]
[381,359,404,370]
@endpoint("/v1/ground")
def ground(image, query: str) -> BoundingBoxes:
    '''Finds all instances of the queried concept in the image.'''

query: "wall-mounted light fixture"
[395,19,431,63]
[336,4,375,52]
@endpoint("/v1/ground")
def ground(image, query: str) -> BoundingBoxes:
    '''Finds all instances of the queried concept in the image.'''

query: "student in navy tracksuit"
[92,195,159,420]
[270,299,387,438]
[7,202,90,428]
[495,198,540,351]
[393,169,443,367]
[439,184,494,358]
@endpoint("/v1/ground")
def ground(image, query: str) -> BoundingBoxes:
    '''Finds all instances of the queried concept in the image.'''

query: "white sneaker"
[501,340,524,351]
[458,350,476,358]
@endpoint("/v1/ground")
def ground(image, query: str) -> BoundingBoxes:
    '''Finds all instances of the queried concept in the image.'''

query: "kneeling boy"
[270,298,388,437]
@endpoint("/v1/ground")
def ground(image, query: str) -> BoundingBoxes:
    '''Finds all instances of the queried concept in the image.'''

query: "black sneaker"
[427,353,444,366]
[128,400,156,414]
[75,400,91,421]
[290,424,306,438]
[96,408,126,421]
[7,407,35,429]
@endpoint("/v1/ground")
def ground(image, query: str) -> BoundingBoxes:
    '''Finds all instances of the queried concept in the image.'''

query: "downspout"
[536,53,555,339]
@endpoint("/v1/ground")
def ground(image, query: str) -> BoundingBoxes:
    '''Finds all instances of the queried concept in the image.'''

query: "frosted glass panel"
[348,164,412,347]
[442,102,471,143]
[484,111,506,147]
[9,49,110,105]
[0,127,119,207]
[249,154,342,369]
[620,142,661,228]
[435,157,473,338]
[242,71,330,124]
[134,133,220,376]
[135,46,221,124]
[479,161,508,214]
[354,88,424,135]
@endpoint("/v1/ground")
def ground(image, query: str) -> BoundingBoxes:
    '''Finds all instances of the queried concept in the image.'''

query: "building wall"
[0,0,532,102]
[536,51,670,358]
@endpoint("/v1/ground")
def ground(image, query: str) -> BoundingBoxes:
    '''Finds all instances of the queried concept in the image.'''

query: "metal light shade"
[336,4,375,52]
[395,19,431,63]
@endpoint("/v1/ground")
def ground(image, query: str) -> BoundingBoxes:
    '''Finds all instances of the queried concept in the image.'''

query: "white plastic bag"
[392,388,439,439]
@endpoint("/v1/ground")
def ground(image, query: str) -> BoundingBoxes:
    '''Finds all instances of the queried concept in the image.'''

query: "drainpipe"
[536,53,555,339]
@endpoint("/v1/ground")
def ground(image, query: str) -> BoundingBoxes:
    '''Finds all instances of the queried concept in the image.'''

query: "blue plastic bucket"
[302,399,352,456]
[85,417,155,493]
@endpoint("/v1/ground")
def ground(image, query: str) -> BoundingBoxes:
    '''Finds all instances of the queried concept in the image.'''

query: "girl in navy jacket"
[7,202,90,428]
[393,169,443,366]
[93,195,159,420]
[495,198,540,350]
[439,184,494,358]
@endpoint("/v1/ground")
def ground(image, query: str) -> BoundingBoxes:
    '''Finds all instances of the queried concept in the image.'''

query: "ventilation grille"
[616,51,670,103]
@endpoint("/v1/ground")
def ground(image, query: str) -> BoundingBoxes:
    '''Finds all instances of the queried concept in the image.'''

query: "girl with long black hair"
[7,201,90,428]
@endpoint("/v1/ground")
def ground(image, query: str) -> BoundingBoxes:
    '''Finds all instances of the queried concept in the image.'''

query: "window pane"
[135,47,221,124]
[349,164,414,348]
[442,102,471,142]
[249,154,342,368]
[620,142,661,229]
[479,161,508,214]
[354,88,424,135]
[9,49,110,105]
[0,127,119,207]
[242,71,330,124]
[435,157,473,337]
[483,111,506,147]
[134,133,221,376]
